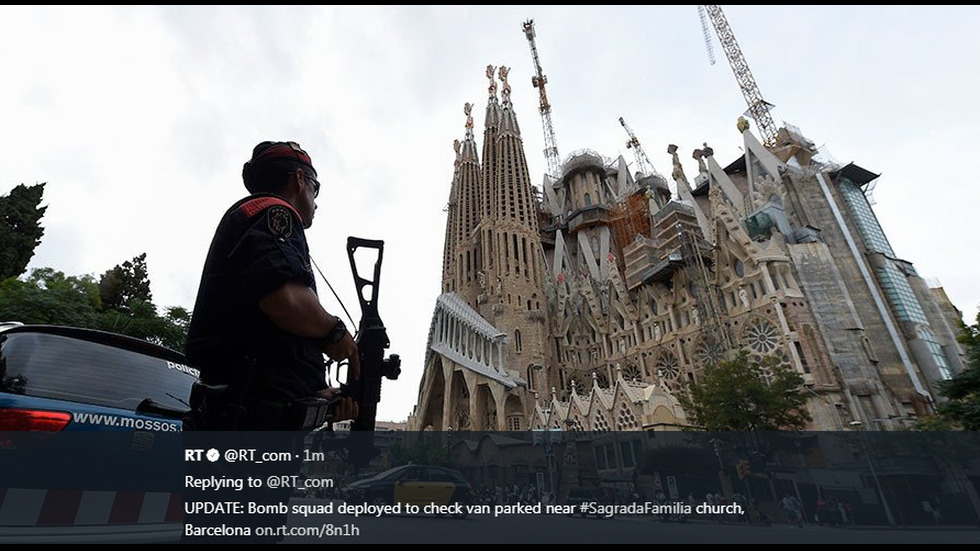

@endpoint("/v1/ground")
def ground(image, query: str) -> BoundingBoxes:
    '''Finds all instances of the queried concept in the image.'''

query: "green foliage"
[0,262,189,352]
[678,350,811,431]
[921,312,980,431]
[912,415,958,431]
[0,183,46,281]
[0,269,101,327]
[99,253,153,311]
[388,435,449,468]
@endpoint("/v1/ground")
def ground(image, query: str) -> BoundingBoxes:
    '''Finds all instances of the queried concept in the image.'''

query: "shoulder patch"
[239,196,301,220]
[267,205,293,238]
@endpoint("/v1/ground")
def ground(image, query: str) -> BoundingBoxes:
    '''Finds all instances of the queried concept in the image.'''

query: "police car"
[0,322,194,433]
[0,322,196,542]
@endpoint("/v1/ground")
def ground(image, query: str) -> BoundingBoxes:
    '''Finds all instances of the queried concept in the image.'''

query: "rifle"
[343,236,401,432]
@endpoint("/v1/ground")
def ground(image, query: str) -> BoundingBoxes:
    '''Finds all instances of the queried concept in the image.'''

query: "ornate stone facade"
[408,72,966,433]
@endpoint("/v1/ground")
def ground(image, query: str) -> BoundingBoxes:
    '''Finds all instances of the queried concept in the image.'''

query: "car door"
[392,466,427,505]
[423,467,457,505]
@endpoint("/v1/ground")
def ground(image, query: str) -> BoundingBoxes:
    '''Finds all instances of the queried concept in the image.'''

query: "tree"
[920,312,980,430]
[0,183,46,281]
[99,253,153,311]
[388,435,450,467]
[0,265,189,352]
[678,350,811,431]
[0,268,100,327]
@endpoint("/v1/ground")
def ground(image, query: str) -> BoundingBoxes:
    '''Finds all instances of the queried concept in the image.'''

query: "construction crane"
[522,19,561,180]
[618,116,666,181]
[618,116,674,203]
[698,5,779,148]
[696,5,716,65]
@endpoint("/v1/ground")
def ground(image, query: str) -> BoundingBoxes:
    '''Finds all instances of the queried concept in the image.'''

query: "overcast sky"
[1,6,976,422]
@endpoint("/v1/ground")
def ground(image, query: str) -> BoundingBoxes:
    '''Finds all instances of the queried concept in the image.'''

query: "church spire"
[443,102,484,306]
[492,66,534,230]
[482,64,501,224]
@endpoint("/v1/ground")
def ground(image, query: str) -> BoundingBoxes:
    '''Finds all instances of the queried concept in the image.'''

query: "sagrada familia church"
[406,62,966,432]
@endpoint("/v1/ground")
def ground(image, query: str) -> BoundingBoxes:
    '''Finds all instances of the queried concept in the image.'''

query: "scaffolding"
[676,220,735,355]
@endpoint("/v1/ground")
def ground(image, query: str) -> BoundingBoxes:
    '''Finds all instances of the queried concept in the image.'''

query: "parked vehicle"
[0,323,197,543]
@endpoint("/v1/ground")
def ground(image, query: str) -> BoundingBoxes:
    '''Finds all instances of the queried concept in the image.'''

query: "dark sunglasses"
[305,174,321,198]
[292,171,320,198]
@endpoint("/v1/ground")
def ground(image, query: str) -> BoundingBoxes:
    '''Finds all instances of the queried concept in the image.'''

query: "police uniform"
[184,192,327,430]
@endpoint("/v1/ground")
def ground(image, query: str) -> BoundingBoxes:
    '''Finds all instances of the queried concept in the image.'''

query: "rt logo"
[185,448,221,462]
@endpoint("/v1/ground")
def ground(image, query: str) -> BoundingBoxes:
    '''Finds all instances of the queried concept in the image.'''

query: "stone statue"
[486,64,497,97]
[668,144,686,181]
[737,116,750,133]
[692,148,708,175]
[654,323,662,341]
[464,102,474,131]
[739,285,750,308]
[498,66,511,101]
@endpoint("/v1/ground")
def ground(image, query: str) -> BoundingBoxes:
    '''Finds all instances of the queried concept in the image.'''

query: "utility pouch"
[188,381,248,431]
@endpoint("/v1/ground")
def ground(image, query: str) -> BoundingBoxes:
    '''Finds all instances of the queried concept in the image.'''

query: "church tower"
[476,66,549,419]
[441,101,483,306]
[413,66,548,432]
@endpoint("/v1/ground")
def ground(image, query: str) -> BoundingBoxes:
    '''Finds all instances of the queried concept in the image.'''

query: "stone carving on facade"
[464,102,474,131]
[752,173,782,210]
[485,409,497,431]
[737,116,751,133]
[486,64,497,97]
[667,144,686,181]
[498,66,511,102]
[692,148,708,175]
[455,406,471,430]
[738,285,751,308]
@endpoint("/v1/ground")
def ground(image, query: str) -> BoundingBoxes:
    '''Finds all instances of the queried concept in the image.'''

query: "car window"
[447,469,468,483]
[0,332,195,412]
[425,468,455,482]
[395,467,423,482]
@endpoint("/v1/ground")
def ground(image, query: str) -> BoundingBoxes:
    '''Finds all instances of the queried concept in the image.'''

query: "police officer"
[184,140,359,430]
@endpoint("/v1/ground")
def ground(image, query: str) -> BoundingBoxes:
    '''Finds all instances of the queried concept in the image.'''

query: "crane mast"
[618,116,661,180]
[522,19,561,180]
[700,5,779,148]
[697,5,716,65]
